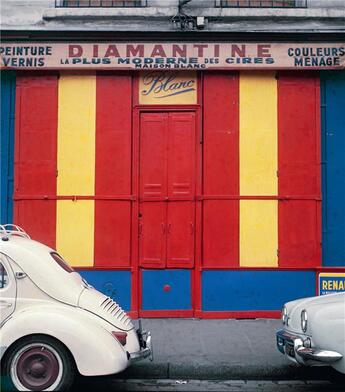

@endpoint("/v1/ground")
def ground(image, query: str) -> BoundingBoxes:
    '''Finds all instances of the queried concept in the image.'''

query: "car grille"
[100,297,133,329]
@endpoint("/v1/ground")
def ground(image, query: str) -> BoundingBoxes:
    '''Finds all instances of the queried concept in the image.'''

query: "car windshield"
[50,252,74,273]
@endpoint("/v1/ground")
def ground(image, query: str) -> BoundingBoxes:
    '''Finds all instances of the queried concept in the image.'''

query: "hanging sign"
[139,71,197,105]
[1,42,344,70]
[319,272,345,295]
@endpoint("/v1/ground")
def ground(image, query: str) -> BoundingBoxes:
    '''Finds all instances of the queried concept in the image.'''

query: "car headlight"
[301,309,308,333]
[281,306,288,325]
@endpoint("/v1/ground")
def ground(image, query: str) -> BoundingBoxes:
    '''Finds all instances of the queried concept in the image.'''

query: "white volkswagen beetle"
[276,292,345,374]
[0,225,152,391]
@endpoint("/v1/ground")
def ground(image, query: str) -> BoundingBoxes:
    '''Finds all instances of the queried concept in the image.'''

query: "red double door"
[139,112,196,268]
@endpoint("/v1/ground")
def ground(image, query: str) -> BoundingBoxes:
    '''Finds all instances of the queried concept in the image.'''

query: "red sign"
[1,42,344,70]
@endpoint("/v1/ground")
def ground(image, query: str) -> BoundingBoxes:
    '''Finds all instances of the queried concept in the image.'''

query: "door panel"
[139,202,166,268]
[140,113,168,199]
[139,112,196,270]
[168,113,196,199]
[167,202,195,268]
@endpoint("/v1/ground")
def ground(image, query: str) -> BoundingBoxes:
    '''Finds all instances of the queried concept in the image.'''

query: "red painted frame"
[196,311,281,319]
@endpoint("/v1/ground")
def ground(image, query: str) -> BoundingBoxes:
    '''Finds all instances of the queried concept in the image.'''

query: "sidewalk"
[116,318,341,381]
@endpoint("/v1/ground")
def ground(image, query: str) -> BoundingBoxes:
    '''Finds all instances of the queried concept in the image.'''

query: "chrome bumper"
[276,329,342,366]
[129,323,153,363]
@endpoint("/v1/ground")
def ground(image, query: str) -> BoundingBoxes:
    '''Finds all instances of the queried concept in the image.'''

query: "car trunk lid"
[78,286,133,332]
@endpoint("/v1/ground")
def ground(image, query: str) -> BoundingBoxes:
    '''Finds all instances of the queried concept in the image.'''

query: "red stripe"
[203,72,239,268]
[140,310,281,319]
[94,74,132,267]
[278,73,321,268]
[14,76,58,248]
[139,310,194,318]
[195,311,281,319]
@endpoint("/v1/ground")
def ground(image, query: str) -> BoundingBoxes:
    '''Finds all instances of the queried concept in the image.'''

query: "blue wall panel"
[142,270,191,310]
[79,270,131,311]
[321,71,345,266]
[202,271,316,311]
[0,71,16,224]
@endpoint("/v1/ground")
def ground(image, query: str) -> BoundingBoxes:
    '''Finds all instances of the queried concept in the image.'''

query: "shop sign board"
[1,42,344,71]
[139,71,197,104]
[319,273,345,295]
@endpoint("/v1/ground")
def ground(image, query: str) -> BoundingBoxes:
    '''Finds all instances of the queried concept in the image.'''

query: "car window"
[0,262,9,289]
[50,252,74,273]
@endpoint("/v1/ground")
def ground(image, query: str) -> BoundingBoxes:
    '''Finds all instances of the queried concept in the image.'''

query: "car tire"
[1,335,76,391]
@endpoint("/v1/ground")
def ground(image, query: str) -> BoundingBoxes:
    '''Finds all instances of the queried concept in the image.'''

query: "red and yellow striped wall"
[14,73,133,268]
[12,70,323,317]
[202,71,321,270]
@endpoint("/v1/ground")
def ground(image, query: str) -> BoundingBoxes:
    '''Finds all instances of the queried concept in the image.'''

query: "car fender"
[0,304,129,376]
[309,303,345,374]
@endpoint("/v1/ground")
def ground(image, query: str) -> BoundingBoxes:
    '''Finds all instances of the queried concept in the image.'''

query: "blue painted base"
[142,269,192,310]
[202,270,316,311]
[79,270,131,311]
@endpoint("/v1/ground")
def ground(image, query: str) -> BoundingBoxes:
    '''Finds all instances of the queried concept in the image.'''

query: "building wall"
[4,69,344,316]
[1,0,345,33]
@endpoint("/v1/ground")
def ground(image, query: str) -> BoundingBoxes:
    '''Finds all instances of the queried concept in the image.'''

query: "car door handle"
[0,300,12,308]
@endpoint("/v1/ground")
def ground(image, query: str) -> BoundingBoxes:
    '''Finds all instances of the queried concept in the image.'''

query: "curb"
[109,362,342,381]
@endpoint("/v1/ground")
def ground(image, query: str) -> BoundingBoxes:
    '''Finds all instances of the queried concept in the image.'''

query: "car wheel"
[2,335,76,391]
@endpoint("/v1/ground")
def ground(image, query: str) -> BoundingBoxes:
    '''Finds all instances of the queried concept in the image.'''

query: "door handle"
[167,223,171,234]
[0,300,12,308]
[161,223,166,234]
[139,223,143,235]
[190,222,194,235]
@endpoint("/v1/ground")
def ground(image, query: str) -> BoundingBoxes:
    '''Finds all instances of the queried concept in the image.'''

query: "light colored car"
[0,225,152,391]
[276,292,345,374]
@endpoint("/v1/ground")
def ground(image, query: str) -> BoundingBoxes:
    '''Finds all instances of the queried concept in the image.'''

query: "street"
[72,318,345,391]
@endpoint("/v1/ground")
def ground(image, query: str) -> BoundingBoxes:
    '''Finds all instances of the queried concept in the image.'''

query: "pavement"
[74,318,345,389]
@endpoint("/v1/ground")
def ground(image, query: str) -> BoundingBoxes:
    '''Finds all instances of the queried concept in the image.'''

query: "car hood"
[78,286,134,332]
[286,293,345,333]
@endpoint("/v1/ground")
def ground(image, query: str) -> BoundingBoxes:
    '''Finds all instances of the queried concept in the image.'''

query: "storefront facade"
[1,39,345,318]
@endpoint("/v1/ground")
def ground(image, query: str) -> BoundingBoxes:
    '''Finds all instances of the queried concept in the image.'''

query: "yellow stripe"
[56,74,96,266]
[239,72,278,267]
[240,200,278,267]
[240,72,277,196]
[56,201,94,267]
[319,273,345,277]
[57,74,96,196]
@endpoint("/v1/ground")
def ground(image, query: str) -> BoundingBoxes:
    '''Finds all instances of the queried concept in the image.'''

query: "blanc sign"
[139,71,197,105]
[1,42,345,70]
